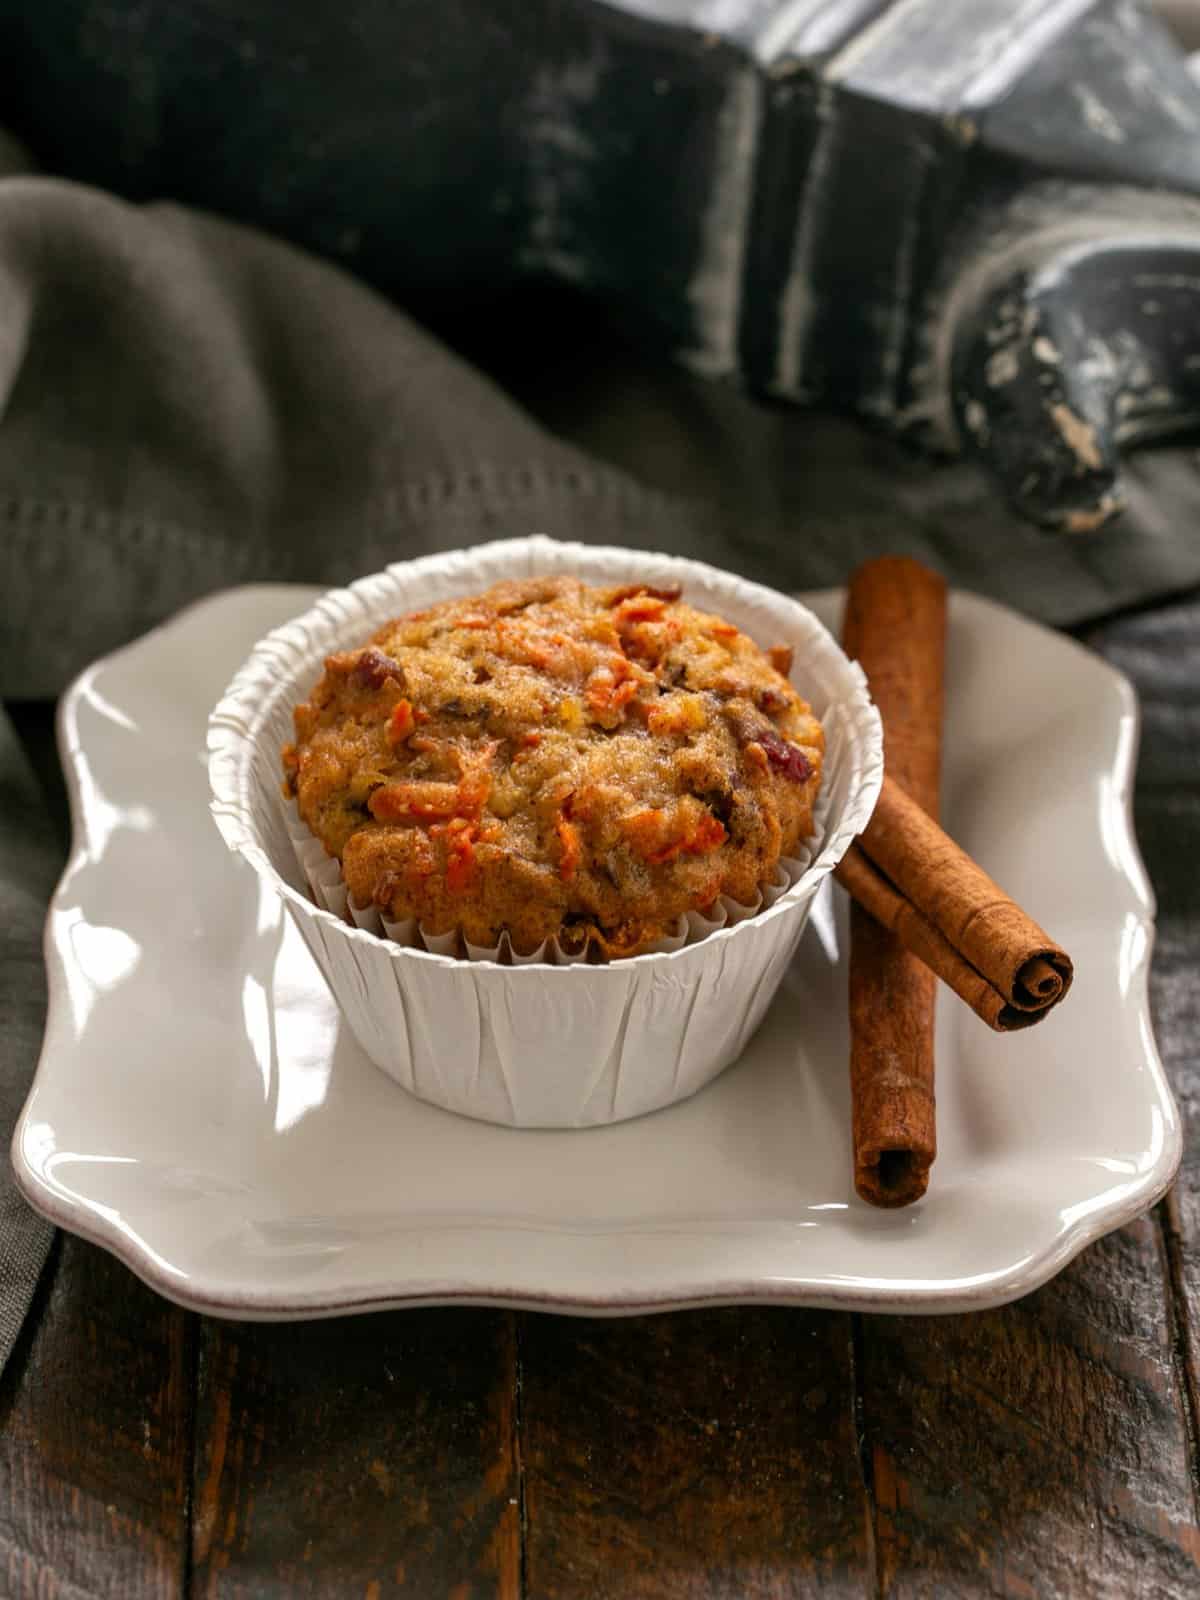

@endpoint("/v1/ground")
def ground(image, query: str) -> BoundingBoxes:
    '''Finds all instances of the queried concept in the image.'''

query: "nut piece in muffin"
[281,576,824,958]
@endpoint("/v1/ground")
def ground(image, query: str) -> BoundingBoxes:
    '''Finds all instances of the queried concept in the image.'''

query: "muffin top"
[282,575,824,957]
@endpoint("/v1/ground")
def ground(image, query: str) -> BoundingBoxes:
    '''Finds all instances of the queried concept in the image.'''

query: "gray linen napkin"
[0,139,731,699]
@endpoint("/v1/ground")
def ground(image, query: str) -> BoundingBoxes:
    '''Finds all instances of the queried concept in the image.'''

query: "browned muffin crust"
[282,576,824,957]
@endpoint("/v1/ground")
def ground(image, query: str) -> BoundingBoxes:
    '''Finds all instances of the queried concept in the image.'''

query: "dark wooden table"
[1,591,1198,1599]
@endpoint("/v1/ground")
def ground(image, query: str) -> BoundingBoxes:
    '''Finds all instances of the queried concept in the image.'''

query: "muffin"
[210,536,882,1124]
[281,575,825,958]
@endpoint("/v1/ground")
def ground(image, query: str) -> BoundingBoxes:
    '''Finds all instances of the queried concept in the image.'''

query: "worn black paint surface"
[954,239,1200,530]
[938,180,1200,529]
[3,0,1200,532]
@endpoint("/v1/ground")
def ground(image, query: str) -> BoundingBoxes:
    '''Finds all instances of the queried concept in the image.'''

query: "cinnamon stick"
[842,776,1074,1028]
[842,556,945,1208]
[838,843,1015,1031]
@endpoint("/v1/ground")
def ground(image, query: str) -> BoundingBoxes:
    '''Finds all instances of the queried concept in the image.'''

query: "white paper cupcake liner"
[284,795,816,965]
[208,535,882,1128]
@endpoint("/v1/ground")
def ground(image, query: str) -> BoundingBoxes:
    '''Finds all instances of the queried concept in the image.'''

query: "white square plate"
[12,582,1181,1317]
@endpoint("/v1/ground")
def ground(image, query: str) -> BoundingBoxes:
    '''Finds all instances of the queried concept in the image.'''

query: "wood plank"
[1149,866,1200,1461]
[858,1220,1200,1597]
[0,1235,193,1600]
[1080,594,1200,1492]
[851,597,1200,1597]
[520,1308,869,1598]
[189,1307,520,1599]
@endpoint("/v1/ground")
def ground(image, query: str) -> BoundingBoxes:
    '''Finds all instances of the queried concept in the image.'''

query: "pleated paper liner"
[209,537,882,1125]
[283,778,834,965]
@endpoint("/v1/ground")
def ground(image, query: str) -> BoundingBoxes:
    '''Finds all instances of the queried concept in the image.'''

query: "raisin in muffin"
[281,575,824,957]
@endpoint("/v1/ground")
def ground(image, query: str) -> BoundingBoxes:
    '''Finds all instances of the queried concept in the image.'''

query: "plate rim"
[11,580,1182,1319]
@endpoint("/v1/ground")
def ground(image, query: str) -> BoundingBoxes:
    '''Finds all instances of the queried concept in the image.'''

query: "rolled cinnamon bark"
[845,777,1074,1028]
[842,557,945,1208]
[838,843,1013,1030]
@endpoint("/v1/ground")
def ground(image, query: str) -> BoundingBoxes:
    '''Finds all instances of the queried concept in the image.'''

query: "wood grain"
[1144,864,1200,1487]
[858,1221,1200,1597]
[520,1309,868,1599]
[189,1307,520,1598]
[1081,595,1200,1501]
[8,571,1200,1600]
[0,1236,192,1599]
[847,599,1200,1598]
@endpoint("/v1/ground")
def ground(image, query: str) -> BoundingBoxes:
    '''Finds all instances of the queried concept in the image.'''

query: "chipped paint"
[986,347,1020,387]
[683,67,761,376]
[1032,336,1062,364]
[1063,493,1122,533]
[1100,3,1200,131]
[1140,385,1177,410]
[1050,402,1105,471]
[751,0,862,67]
[1070,81,1126,142]
[519,52,606,284]
[963,397,989,442]
[772,78,835,394]
[874,151,928,402]
[945,113,978,145]
[959,0,1098,110]
[917,179,1200,464]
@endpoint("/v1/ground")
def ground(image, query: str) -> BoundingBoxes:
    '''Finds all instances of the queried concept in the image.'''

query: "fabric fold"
[0,170,725,698]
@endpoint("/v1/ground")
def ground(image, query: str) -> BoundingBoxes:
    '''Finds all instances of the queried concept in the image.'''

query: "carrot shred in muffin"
[282,576,824,957]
